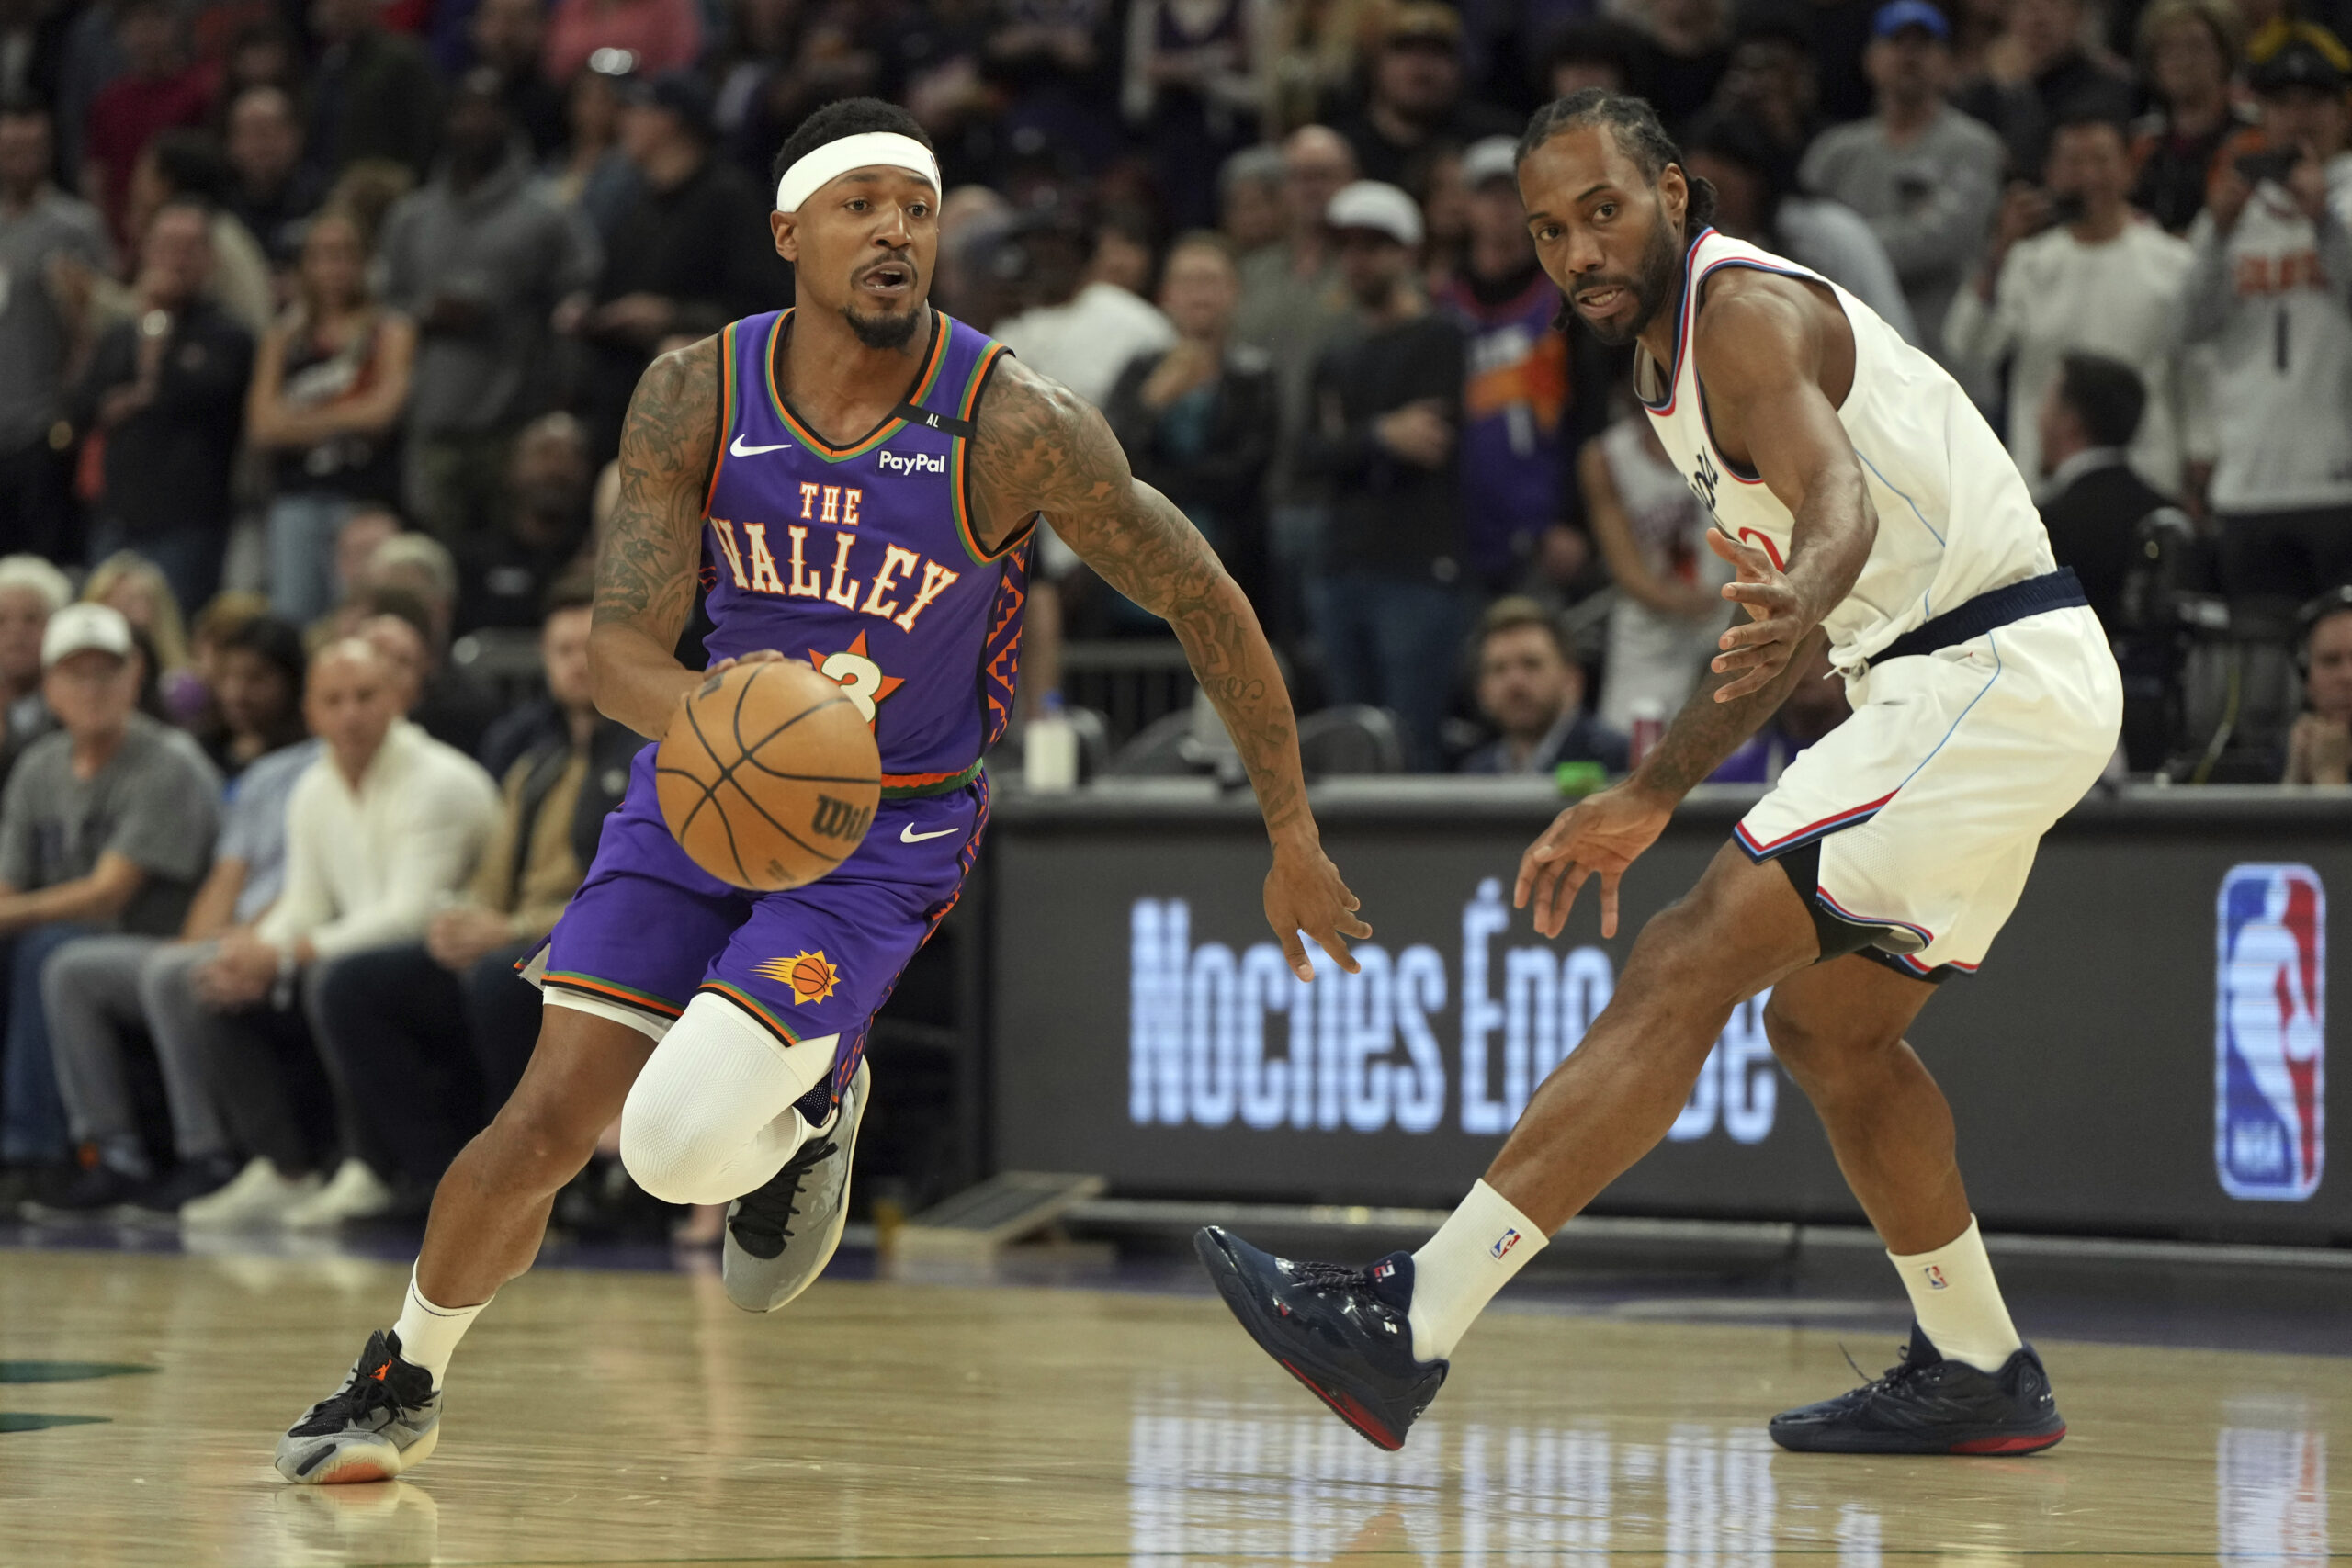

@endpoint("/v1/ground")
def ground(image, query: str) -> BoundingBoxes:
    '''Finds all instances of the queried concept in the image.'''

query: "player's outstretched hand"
[1513,784,1673,940]
[1707,530,1810,703]
[706,649,788,676]
[1265,840,1371,981]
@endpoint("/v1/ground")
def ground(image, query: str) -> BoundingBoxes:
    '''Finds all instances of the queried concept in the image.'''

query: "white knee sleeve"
[618,992,840,1206]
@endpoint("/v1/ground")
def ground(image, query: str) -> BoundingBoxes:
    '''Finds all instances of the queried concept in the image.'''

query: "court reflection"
[2218,1398,2329,1567]
[1127,1399,1883,1564]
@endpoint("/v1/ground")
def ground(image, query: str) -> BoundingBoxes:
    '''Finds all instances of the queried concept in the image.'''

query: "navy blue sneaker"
[1193,1226,1446,1450]
[1769,1324,2066,1455]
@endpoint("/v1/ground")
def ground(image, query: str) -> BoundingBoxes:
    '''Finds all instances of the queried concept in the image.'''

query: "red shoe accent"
[1951,1425,2066,1455]
[1277,1357,1402,1450]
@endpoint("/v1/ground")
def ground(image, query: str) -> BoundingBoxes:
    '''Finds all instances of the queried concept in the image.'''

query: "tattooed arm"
[590,335,774,739]
[968,355,1369,979]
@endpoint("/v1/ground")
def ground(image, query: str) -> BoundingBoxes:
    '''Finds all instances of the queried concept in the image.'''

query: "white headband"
[775,131,941,213]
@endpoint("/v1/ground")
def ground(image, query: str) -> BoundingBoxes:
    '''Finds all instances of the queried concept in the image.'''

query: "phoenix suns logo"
[756,950,841,1006]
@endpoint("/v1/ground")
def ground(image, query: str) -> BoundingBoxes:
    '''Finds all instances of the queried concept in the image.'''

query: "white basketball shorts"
[1733,604,2121,979]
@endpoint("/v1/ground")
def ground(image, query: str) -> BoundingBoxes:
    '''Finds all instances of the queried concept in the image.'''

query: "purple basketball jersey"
[701,308,1031,794]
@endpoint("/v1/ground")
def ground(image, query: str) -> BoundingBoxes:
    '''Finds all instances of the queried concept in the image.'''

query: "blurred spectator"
[470,0,568,160]
[0,556,67,784]
[1708,636,1850,781]
[1714,3,1823,159]
[1635,0,1734,130]
[1684,108,1920,341]
[0,97,107,561]
[2184,28,2352,602]
[220,85,324,270]
[1412,140,1470,288]
[312,590,610,1209]
[1962,0,2133,180]
[455,412,594,634]
[1232,124,1357,639]
[1581,412,1735,733]
[2130,0,2252,234]
[985,0,1125,175]
[249,208,415,626]
[546,58,643,245]
[2285,591,2352,784]
[1121,0,1267,231]
[194,609,308,774]
[1090,205,1160,298]
[1263,0,1374,130]
[577,70,779,460]
[1103,232,1275,611]
[1300,180,1464,772]
[1946,109,2197,494]
[33,621,313,1218]
[1538,18,1644,99]
[378,71,599,540]
[176,637,498,1227]
[328,506,402,619]
[220,17,302,103]
[362,578,505,759]
[1330,2,1514,188]
[1457,596,1628,774]
[2037,352,2171,636]
[72,201,254,614]
[304,0,443,182]
[1437,137,1571,596]
[995,209,1176,409]
[0,604,220,1196]
[1800,1,2006,368]
[1219,144,1288,255]
[84,550,199,719]
[545,0,704,86]
[934,183,1014,327]
[81,0,211,246]
[120,129,274,335]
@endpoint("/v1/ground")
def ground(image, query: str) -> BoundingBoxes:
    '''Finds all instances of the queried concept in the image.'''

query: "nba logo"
[1491,1228,1521,1261]
[2216,864,2325,1201]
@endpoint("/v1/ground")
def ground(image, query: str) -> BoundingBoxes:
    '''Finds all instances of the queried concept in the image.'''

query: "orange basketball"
[655,660,881,891]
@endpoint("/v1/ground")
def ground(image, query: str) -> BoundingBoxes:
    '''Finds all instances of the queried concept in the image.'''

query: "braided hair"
[1515,88,1718,233]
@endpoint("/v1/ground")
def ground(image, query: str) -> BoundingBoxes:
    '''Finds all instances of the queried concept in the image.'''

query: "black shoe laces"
[729,1135,840,1250]
[1291,1260,1369,1292]
[292,1352,422,1438]
[1838,1340,1933,1402]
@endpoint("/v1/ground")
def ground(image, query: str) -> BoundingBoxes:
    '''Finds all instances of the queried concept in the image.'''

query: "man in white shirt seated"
[171,637,500,1229]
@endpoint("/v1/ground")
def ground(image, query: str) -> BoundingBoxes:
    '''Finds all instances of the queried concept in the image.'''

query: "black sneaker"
[18,1161,146,1222]
[275,1329,443,1484]
[121,1155,243,1221]
[1769,1323,2066,1455]
[1193,1226,1446,1451]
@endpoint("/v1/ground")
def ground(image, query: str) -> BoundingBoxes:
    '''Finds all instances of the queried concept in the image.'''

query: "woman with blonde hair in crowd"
[84,551,206,722]
[245,207,416,626]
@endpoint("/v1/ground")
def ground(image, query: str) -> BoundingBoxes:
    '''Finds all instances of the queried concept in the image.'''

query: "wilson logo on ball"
[810,795,873,841]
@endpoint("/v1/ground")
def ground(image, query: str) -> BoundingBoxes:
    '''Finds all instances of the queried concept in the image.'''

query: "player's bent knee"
[616,993,840,1207]
[1763,996,1895,1090]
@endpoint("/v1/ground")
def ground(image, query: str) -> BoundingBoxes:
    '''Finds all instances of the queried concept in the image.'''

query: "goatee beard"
[1577,219,1679,347]
[843,304,921,351]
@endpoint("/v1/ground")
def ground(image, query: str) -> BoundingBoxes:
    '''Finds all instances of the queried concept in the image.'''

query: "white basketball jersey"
[1636,229,2055,665]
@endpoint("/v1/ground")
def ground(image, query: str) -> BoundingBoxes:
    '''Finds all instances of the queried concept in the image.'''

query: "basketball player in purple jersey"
[275,98,1368,1484]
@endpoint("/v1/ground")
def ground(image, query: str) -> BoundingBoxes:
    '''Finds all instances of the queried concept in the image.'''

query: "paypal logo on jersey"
[877,449,946,476]
[2216,863,2325,1201]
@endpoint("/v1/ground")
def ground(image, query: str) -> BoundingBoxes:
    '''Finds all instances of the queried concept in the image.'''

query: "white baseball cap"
[1462,135,1521,190]
[1326,180,1424,248]
[41,603,133,669]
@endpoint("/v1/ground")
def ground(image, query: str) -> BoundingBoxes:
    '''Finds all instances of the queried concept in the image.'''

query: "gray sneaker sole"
[722,1057,869,1314]
[275,1419,439,1485]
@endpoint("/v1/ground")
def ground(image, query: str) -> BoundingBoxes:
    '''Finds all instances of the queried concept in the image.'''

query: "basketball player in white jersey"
[1196,88,2120,1456]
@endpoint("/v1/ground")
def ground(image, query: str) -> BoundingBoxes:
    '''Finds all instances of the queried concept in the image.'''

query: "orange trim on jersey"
[704,321,739,513]
[541,971,686,1018]
[763,308,951,464]
[951,343,1023,565]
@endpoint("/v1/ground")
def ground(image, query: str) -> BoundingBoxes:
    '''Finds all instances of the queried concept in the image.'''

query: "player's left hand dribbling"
[1707,531,1809,702]
[1265,840,1371,981]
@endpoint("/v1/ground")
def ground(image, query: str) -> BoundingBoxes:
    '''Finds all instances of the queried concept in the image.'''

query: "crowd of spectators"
[0,0,2349,1216]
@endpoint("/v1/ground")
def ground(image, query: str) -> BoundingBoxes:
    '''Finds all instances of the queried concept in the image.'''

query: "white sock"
[1405,1179,1548,1362]
[1888,1216,2023,1373]
[391,1267,489,1388]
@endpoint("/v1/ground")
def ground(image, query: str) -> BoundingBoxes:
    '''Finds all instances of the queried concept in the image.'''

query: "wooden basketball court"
[1,1243,2343,1565]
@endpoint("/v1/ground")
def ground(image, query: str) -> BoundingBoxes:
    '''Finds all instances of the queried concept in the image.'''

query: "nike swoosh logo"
[899,824,959,843]
[730,435,791,457]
